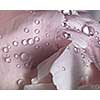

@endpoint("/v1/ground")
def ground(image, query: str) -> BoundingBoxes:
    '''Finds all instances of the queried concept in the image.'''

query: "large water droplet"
[34,29,40,34]
[2,47,9,53]
[16,64,21,68]
[12,41,18,46]
[27,38,34,45]
[21,39,28,46]
[34,19,40,25]
[17,79,25,86]
[34,36,40,42]
[20,52,29,61]
[24,27,29,33]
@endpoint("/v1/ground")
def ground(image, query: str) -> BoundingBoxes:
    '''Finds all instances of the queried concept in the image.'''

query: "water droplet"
[24,27,29,33]
[21,39,28,46]
[24,63,29,68]
[95,31,99,35]
[46,33,50,37]
[82,25,90,36]
[12,41,18,46]
[34,45,40,49]
[34,29,40,34]
[61,22,68,27]
[62,10,71,15]
[17,79,24,86]
[2,47,9,53]
[16,64,21,68]
[5,57,11,63]
[7,45,11,49]
[34,36,40,42]
[46,42,49,46]
[20,52,29,61]
[98,40,100,45]
[81,53,85,58]
[0,34,3,39]
[62,66,66,71]
[27,38,34,45]
[95,36,99,40]
[14,53,19,59]
[63,32,71,39]
[74,47,79,53]
[34,19,40,25]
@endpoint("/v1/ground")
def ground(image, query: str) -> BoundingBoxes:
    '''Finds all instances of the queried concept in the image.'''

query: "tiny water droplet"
[27,38,34,45]
[63,32,71,39]
[5,57,11,63]
[20,52,29,61]
[34,19,40,25]
[81,53,85,58]
[17,79,24,86]
[2,47,9,53]
[34,36,40,42]
[21,39,28,46]
[7,45,11,49]
[24,28,29,33]
[82,25,90,36]
[46,33,50,37]
[24,63,29,68]
[95,36,99,40]
[62,66,66,71]
[0,34,3,39]
[34,29,40,34]
[34,45,40,49]
[14,53,19,59]
[12,41,18,46]
[16,64,21,68]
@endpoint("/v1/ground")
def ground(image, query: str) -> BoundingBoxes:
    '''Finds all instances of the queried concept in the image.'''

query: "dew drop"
[27,38,34,45]
[34,29,40,34]
[24,27,29,33]
[81,53,85,58]
[34,19,40,25]
[16,64,21,68]
[20,52,29,61]
[7,45,11,49]
[21,39,28,46]
[5,57,11,63]
[24,63,29,68]
[17,79,24,86]
[95,36,99,40]
[12,41,18,46]
[2,47,9,53]
[34,36,40,42]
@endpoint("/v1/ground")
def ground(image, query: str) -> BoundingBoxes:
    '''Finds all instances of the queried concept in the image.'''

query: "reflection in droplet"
[27,38,34,45]
[17,79,24,86]
[16,64,21,68]
[34,19,40,25]
[34,29,40,34]
[12,41,18,46]
[24,27,29,33]
[5,57,11,63]
[20,52,29,61]
[34,36,40,42]
[2,47,9,53]
[21,39,28,46]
